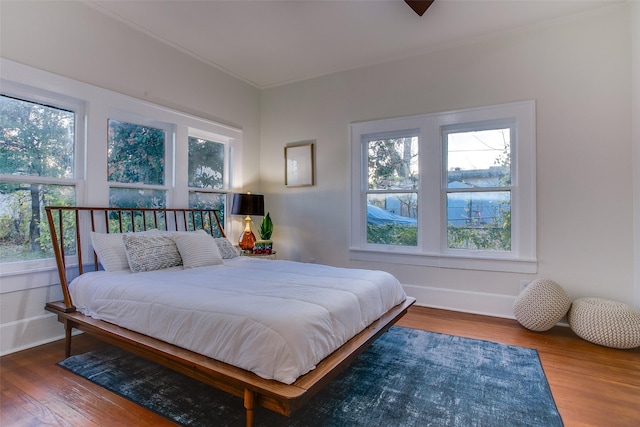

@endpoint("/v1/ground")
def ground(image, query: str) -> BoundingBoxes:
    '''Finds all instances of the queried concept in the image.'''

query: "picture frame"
[285,142,315,187]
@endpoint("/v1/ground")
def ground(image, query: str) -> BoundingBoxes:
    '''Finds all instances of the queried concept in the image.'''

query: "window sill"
[0,258,79,294]
[0,264,60,294]
[0,259,58,276]
[348,248,537,274]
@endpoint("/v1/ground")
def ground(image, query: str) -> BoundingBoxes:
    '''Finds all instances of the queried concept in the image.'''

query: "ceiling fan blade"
[405,0,435,17]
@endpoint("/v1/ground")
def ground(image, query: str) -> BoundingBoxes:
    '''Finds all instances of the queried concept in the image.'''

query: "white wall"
[260,3,636,316]
[0,1,261,354]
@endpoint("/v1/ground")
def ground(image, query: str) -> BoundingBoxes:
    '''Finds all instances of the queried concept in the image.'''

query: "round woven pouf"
[513,279,571,331]
[568,298,640,349]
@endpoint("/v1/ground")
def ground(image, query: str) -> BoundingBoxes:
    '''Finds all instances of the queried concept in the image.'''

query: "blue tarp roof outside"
[367,204,417,226]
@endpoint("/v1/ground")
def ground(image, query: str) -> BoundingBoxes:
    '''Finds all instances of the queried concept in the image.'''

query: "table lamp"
[231,193,264,251]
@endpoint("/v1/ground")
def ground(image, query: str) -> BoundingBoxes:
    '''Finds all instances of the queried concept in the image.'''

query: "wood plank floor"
[1,306,638,426]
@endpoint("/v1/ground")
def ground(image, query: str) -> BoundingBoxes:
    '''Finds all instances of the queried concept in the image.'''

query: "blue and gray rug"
[58,326,563,426]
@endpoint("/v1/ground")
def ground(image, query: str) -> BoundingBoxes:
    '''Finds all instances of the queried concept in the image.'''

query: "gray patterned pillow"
[215,238,240,259]
[122,234,183,272]
[91,229,159,271]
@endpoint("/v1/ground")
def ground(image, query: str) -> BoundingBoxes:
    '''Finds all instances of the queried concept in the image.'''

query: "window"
[0,93,83,263]
[445,125,512,251]
[187,132,229,237]
[350,101,536,273]
[108,118,171,208]
[188,136,224,190]
[365,133,419,246]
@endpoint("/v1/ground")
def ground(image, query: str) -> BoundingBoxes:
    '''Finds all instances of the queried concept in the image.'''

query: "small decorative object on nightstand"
[253,240,273,254]
[256,212,274,254]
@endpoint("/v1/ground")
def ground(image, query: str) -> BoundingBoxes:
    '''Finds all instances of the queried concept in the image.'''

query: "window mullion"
[446,186,513,194]
[422,124,442,253]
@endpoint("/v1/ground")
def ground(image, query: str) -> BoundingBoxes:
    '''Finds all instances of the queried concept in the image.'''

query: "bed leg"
[63,319,73,358]
[244,388,255,427]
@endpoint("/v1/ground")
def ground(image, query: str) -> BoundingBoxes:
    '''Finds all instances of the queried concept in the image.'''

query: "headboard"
[45,206,225,312]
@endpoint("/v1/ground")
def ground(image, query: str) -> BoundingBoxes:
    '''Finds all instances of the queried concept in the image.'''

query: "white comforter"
[69,257,406,384]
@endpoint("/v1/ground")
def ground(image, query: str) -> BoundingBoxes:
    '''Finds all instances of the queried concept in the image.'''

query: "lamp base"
[238,230,256,251]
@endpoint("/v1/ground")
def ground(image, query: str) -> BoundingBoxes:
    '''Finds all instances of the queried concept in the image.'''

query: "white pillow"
[122,234,183,272]
[91,230,158,272]
[173,232,224,269]
[214,238,240,259]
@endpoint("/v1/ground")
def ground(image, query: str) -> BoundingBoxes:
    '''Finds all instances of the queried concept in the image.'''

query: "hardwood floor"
[1,306,638,426]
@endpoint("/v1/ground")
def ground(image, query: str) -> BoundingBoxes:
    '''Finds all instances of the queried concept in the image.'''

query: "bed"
[44,206,415,426]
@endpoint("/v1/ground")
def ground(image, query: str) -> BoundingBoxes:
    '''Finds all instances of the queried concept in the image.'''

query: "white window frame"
[0,82,86,275]
[361,129,421,248]
[184,127,235,219]
[350,101,536,273]
[441,119,515,255]
[187,127,234,192]
[106,110,176,207]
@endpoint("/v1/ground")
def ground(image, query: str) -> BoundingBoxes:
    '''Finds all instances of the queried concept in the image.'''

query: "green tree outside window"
[0,95,76,262]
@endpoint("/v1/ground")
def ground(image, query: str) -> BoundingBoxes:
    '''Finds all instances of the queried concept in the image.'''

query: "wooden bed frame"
[44,206,415,426]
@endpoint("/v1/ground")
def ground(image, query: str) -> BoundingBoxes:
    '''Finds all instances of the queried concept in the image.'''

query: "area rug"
[58,326,563,427]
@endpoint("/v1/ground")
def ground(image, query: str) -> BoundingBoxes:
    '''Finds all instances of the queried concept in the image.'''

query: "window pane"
[108,120,165,185]
[106,188,167,232]
[447,191,511,250]
[0,182,76,262]
[189,191,225,211]
[1,95,74,178]
[447,128,510,188]
[188,137,224,189]
[109,187,166,209]
[367,193,417,246]
[367,137,418,190]
[189,191,225,237]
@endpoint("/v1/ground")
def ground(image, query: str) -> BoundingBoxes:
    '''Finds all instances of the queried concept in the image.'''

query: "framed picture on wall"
[285,141,315,187]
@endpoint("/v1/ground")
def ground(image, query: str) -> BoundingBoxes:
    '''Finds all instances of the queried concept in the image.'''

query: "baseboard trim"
[0,313,66,356]
[403,284,519,319]
[404,284,569,327]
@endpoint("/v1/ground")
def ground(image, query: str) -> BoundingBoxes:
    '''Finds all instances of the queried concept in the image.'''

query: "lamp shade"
[231,193,264,216]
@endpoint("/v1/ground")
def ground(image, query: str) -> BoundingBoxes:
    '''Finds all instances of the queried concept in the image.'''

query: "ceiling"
[87,0,616,89]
